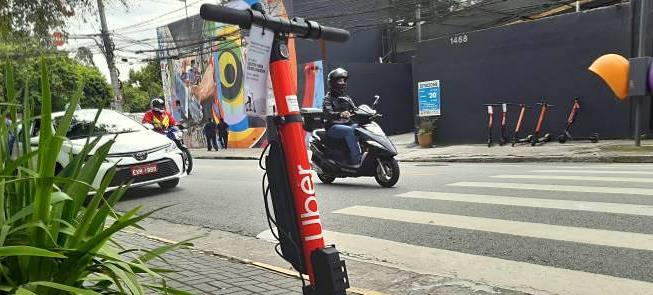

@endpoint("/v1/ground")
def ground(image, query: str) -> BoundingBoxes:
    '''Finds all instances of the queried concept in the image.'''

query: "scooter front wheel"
[375,157,400,188]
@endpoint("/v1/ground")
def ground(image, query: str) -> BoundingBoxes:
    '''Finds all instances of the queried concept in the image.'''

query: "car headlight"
[164,142,178,153]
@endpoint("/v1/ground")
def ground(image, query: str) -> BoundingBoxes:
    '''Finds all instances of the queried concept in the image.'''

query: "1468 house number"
[450,34,468,45]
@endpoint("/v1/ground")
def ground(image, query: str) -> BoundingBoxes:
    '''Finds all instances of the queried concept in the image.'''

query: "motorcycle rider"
[322,68,362,166]
[142,98,177,133]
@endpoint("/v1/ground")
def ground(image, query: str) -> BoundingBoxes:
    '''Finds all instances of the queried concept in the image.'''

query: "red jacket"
[142,110,177,131]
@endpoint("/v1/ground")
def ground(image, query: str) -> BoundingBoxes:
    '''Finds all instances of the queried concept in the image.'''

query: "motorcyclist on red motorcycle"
[142,98,177,133]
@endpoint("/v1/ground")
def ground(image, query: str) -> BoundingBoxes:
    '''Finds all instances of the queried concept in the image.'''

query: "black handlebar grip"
[320,26,350,42]
[200,4,253,28]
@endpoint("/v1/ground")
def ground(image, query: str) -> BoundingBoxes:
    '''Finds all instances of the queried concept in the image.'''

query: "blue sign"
[418,80,441,116]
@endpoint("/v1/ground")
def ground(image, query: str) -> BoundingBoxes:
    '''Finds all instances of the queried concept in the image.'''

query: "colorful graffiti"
[302,60,325,109]
[157,0,293,148]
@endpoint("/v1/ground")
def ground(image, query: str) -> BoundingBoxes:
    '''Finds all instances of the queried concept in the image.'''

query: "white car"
[24,109,186,191]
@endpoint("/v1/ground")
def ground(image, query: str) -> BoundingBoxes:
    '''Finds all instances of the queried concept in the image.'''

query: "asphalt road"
[116,159,653,294]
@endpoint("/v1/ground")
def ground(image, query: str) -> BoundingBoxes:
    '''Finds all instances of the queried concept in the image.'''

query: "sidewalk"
[116,231,304,295]
[190,134,653,163]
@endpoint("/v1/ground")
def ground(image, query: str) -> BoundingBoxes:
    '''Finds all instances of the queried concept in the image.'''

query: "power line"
[112,0,205,32]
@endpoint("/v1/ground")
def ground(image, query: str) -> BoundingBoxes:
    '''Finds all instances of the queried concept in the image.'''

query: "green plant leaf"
[15,287,38,295]
[3,150,38,176]
[7,188,76,225]
[144,283,194,295]
[0,246,65,258]
[105,262,144,295]
[54,77,83,139]
[79,205,173,255]
[27,281,102,295]
[135,237,197,264]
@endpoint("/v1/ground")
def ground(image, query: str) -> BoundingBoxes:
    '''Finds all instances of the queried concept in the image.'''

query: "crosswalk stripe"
[256,228,653,295]
[553,165,653,169]
[397,191,653,216]
[449,181,653,196]
[532,169,653,175]
[333,206,653,251]
[492,174,653,183]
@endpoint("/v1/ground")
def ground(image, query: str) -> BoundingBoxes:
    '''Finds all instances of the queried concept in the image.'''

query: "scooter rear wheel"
[558,134,568,144]
[590,134,600,143]
[317,173,336,184]
[375,158,400,188]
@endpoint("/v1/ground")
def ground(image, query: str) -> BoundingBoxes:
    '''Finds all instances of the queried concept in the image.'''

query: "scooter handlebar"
[200,4,350,42]
[200,4,252,27]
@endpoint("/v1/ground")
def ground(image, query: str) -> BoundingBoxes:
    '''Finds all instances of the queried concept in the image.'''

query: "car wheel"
[158,178,180,189]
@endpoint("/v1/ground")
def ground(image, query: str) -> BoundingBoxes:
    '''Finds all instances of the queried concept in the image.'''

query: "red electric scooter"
[558,98,599,143]
[529,102,554,146]
[511,103,532,146]
[484,104,499,147]
[200,5,350,295]
[486,102,516,147]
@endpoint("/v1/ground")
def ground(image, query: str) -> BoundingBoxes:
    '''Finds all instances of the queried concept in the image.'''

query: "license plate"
[131,163,158,176]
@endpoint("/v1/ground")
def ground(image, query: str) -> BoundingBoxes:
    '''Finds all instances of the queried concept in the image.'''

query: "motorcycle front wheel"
[375,157,400,188]
[317,173,336,184]
[181,147,193,174]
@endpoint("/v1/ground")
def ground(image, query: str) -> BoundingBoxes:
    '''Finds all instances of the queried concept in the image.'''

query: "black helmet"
[151,98,165,112]
[327,68,348,95]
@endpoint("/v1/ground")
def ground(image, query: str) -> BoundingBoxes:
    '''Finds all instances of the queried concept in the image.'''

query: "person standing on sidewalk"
[203,118,219,151]
[218,118,229,149]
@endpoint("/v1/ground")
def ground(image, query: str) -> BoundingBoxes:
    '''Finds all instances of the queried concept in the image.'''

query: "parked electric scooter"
[511,104,532,146]
[306,96,400,188]
[529,102,553,146]
[558,98,599,143]
[486,102,516,147]
[484,104,498,147]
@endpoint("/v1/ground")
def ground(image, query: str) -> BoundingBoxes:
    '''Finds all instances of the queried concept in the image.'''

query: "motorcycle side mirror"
[373,95,380,108]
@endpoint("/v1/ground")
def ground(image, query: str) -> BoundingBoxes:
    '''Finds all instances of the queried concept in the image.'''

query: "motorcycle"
[304,95,400,188]
[166,126,193,174]
[143,123,193,174]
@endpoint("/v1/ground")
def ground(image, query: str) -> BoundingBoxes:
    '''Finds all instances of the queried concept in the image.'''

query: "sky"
[63,0,222,82]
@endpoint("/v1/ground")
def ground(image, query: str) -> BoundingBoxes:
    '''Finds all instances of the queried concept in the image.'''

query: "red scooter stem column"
[270,50,325,284]
[535,104,547,134]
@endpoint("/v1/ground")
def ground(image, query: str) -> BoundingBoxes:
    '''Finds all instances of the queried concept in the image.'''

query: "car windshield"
[55,110,146,140]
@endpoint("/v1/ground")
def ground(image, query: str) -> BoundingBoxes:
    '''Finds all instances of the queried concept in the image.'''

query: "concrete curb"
[126,230,385,295]
[399,155,653,163]
[192,154,653,163]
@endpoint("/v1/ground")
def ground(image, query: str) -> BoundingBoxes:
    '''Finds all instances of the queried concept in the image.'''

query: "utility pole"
[416,3,422,42]
[633,0,649,146]
[413,2,422,144]
[97,0,123,111]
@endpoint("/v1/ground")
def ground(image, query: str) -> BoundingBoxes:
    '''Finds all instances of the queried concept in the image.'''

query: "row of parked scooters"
[485,98,600,147]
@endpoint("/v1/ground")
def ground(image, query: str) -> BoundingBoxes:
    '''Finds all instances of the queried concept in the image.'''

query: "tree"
[75,46,95,67]
[122,84,149,112]
[1,55,112,112]
[122,59,163,112]
[0,0,128,39]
